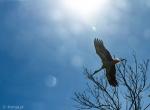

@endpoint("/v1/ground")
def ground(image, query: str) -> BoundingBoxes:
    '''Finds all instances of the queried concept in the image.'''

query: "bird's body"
[93,38,121,87]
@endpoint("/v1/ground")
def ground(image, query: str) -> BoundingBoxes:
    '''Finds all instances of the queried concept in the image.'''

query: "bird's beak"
[120,58,126,62]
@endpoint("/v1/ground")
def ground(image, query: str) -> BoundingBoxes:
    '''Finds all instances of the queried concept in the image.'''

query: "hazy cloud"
[71,55,83,68]
[144,0,150,8]
[144,29,150,39]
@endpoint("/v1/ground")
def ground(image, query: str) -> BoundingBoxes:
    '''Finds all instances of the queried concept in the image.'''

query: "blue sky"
[0,0,150,110]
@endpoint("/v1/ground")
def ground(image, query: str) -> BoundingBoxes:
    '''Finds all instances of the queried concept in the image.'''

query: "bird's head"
[112,58,126,65]
[112,59,120,65]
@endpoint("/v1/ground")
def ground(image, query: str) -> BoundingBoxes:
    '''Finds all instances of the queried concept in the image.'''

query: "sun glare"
[60,0,110,22]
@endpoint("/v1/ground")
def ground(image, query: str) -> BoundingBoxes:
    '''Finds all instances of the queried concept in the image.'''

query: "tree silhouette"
[73,55,150,110]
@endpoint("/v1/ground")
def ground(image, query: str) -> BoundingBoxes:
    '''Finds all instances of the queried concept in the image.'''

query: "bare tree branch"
[73,55,150,110]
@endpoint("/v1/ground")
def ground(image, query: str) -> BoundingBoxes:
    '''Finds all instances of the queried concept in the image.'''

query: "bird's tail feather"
[107,77,118,87]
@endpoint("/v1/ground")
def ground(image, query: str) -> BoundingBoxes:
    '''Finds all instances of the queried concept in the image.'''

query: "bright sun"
[60,0,110,22]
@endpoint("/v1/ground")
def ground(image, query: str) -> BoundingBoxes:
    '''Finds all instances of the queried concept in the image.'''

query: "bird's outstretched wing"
[106,65,118,86]
[94,38,113,62]
[94,38,118,87]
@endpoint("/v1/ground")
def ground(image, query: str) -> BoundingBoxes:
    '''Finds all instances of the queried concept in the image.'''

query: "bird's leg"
[92,66,103,76]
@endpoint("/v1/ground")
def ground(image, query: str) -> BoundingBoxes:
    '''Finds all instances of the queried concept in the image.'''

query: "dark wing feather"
[94,38,113,62]
[106,65,118,87]
[94,38,118,87]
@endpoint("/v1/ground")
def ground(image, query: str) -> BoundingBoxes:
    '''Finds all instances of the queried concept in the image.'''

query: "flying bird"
[93,38,124,87]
